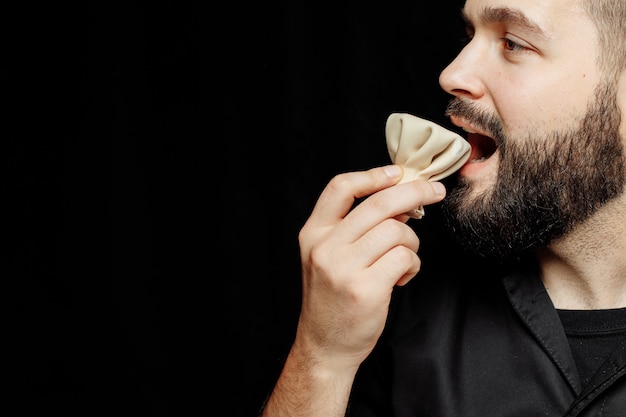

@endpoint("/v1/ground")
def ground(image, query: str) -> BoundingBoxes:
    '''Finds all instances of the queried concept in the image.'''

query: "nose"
[439,42,485,100]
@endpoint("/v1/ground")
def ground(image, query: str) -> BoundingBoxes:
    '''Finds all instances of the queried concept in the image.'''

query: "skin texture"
[261,0,626,415]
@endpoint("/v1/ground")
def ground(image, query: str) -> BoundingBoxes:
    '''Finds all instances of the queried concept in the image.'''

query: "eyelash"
[458,35,529,55]
[502,38,526,53]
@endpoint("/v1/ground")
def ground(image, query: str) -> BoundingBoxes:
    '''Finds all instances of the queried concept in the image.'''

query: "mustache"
[444,98,504,142]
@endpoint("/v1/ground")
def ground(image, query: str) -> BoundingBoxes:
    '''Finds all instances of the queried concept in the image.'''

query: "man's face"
[441,88,624,259]
[437,0,626,259]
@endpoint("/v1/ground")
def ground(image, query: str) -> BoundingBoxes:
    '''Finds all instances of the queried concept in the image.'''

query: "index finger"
[343,178,446,241]
[308,165,404,228]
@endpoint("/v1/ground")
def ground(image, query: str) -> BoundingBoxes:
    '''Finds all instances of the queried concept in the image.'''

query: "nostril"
[451,88,475,99]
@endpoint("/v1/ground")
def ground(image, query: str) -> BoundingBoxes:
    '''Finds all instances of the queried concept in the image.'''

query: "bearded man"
[261,0,626,415]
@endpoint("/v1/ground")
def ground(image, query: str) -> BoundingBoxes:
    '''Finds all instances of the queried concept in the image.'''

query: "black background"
[3,1,465,415]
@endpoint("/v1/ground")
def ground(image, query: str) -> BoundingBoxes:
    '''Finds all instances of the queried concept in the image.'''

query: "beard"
[441,83,625,261]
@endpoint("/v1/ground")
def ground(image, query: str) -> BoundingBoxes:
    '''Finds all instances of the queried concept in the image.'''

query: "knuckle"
[366,192,391,213]
[327,173,353,194]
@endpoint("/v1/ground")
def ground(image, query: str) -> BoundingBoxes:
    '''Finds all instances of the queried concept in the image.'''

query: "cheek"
[496,81,592,135]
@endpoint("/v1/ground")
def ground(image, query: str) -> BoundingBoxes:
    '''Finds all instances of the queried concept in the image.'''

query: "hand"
[261,165,446,417]
[295,164,446,373]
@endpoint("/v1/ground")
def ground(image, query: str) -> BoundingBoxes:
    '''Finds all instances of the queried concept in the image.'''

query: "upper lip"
[449,115,499,161]
[449,115,492,138]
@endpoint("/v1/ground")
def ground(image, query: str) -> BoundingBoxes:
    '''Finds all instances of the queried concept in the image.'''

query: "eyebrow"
[461,6,550,38]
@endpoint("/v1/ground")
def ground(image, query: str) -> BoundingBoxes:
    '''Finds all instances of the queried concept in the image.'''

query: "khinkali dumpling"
[386,113,471,218]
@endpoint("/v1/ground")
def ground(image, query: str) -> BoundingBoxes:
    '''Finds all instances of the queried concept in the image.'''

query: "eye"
[502,37,529,53]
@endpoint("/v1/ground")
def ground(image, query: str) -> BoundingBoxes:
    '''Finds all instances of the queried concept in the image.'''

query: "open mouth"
[466,132,498,163]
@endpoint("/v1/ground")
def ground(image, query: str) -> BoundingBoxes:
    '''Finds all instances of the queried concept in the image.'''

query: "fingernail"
[431,182,446,195]
[383,165,402,178]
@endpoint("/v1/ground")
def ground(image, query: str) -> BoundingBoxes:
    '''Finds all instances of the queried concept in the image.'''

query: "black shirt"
[347,257,626,416]
[558,307,626,387]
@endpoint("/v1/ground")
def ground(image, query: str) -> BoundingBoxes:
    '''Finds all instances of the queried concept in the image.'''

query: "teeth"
[470,157,487,163]
[463,127,477,134]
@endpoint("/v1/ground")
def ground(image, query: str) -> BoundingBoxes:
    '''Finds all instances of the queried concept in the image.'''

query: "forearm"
[260,343,356,417]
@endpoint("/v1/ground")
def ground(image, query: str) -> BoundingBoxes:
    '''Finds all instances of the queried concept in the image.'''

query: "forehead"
[462,0,590,34]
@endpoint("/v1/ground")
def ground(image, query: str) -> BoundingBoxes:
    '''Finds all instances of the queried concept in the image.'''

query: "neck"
[537,194,626,310]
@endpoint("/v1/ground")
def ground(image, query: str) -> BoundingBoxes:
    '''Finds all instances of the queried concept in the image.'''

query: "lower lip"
[459,152,499,178]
